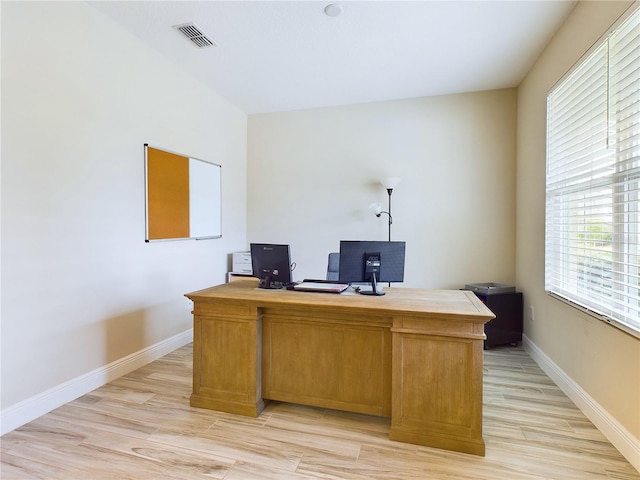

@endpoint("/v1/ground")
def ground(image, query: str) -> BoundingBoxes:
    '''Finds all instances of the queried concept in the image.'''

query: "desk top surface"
[186,279,495,322]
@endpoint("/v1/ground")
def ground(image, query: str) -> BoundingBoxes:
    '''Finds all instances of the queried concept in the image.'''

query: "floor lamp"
[369,176,401,242]
[370,177,400,287]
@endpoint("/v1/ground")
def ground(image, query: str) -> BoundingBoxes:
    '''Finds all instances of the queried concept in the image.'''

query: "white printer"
[232,251,252,274]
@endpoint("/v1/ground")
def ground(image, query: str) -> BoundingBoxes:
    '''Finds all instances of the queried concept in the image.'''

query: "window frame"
[545,3,640,339]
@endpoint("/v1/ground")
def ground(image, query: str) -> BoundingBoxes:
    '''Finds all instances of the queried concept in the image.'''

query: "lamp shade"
[381,177,401,190]
[369,202,383,215]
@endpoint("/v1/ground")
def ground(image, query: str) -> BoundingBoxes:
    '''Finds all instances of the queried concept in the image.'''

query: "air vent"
[173,23,216,48]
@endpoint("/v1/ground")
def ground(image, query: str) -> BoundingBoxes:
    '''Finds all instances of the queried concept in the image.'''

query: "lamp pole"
[386,187,393,242]
[381,177,400,242]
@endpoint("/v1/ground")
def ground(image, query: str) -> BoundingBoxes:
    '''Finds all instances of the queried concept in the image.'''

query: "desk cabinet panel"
[390,321,485,456]
[190,304,265,417]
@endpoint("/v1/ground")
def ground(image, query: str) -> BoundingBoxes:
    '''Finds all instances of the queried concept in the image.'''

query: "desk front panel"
[261,308,392,417]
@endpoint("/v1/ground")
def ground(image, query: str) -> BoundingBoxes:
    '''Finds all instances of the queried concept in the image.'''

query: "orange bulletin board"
[144,144,221,242]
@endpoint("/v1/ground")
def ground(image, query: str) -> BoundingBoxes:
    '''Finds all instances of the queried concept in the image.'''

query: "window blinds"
[545,7,640,336]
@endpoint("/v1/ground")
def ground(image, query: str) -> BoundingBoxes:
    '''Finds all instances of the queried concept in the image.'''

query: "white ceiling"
[91,1,576,114]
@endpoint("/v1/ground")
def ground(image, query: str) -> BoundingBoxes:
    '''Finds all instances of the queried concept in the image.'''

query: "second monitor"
[250,243,293,289]
[338,240,406,296]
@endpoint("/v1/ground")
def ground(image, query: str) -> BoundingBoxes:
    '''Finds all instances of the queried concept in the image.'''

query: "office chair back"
[327,252,340,281]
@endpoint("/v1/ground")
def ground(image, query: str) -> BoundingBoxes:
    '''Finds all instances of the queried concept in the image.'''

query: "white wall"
[1,1,247,426]
[516,0,639,467]
[247,89,517,289]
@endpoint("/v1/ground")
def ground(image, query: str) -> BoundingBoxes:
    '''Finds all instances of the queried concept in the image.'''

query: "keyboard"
[292,281,349,294]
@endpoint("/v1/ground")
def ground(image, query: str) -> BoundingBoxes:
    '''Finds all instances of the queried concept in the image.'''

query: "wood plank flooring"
[1,344,638,479]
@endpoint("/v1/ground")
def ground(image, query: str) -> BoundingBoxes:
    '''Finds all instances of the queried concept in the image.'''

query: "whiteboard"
[144,144,222,241]
[189,157,221,238]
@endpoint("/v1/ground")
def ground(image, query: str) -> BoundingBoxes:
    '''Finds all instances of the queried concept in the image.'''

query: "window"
[545,5,640,337]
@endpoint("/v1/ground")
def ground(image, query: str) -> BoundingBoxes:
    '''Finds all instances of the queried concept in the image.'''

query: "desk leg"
[190,304,266,417]
[390,319,486,456]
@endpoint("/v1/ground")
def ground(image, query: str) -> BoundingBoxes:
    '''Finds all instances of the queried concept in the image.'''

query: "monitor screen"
[250,243,292,289]
[338,240,406,286]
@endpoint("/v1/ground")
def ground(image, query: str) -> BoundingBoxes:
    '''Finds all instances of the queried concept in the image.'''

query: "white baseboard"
[1,329,193,436]
[523,334,640,474]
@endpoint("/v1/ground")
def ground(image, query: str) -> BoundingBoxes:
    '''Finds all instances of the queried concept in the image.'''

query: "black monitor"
[250,243,293,289]
[338,240,406,296]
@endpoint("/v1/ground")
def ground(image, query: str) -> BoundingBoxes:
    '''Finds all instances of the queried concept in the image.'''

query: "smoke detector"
[172,23,217,48]
[324,4,342,17]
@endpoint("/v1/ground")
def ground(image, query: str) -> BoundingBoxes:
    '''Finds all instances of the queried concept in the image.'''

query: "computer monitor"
[250,243,293,289]
[338,240,406,296]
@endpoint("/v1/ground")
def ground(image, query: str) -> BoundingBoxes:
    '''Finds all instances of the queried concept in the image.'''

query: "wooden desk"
[186,280,494,456]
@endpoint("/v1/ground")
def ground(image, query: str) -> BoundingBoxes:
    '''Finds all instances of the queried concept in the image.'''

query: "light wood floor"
[1,344,638,480]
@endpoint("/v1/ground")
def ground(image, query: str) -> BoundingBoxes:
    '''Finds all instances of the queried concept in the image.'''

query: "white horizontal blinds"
[545,42,612,317]
[545,6,640,335]
[609,10,640,330]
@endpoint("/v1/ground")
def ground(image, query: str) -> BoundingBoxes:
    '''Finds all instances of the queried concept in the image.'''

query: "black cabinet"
[472,292,523,349]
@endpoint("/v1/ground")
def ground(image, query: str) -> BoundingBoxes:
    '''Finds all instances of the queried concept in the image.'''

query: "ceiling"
[91,1,576,115]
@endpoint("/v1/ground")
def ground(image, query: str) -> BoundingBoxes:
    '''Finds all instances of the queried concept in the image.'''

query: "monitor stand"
[359,273,385,296]
[258,276,283,289]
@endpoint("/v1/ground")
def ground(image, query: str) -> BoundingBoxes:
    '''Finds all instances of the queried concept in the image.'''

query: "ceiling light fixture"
[324,4,342,17]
